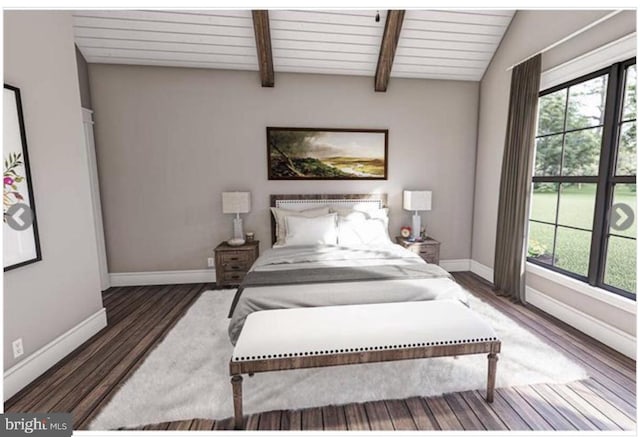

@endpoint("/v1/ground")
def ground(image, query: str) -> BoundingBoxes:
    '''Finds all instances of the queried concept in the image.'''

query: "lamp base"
[411,214,421,239]
[233,217,244,240]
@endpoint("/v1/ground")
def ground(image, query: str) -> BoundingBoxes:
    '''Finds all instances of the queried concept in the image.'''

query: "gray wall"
[75,45,92,110]
[471,10,636,335]
[88,65,480,272]
[4,11,104,369]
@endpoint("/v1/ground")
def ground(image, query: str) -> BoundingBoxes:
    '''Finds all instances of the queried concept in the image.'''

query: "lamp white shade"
[403,190,432,211]
[222,192,251,214]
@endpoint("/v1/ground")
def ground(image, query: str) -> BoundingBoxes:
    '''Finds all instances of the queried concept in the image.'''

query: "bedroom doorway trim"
[82,108,110,291]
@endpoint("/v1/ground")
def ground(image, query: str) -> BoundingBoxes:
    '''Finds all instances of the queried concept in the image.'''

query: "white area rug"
[90,289,588,430]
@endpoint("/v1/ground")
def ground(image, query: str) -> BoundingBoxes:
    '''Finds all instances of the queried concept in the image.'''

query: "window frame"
[528,57,636,300]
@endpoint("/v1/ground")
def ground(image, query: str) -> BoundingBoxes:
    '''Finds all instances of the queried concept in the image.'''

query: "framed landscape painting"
[4,84,41,271]
[267,127,388,180]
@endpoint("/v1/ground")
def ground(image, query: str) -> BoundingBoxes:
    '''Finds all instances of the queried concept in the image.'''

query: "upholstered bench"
[229,299,501,429]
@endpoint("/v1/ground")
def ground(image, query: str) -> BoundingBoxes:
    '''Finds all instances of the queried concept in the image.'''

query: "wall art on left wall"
[4,84,42,271]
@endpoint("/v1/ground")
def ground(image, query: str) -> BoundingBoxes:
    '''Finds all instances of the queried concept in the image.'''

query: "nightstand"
[214,241,259,287]
[395,236,441,264]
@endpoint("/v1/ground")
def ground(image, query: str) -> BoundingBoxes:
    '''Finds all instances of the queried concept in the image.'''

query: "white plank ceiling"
[73,9,515,82]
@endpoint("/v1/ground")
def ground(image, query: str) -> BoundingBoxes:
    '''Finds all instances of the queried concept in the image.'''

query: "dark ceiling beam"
[251,10,275,87]
[374,10,405,92]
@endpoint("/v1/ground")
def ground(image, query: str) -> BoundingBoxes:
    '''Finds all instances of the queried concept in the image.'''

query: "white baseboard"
[110,263,474,286]
[470,260,494,283]
[526,262,636,315]
[467,259,635,358]
[110,269,216,287]
[526,286,636,359]
[111,263,473,285]
[3,308,107,400]
[439,259,471,272]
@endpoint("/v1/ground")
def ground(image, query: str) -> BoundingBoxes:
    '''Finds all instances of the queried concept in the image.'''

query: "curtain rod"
[506,10,623,71]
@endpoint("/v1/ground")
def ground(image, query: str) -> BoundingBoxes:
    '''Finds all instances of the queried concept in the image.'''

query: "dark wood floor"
[5,272,636,431]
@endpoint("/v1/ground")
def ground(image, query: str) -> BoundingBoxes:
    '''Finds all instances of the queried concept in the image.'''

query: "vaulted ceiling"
[73,9,515,88]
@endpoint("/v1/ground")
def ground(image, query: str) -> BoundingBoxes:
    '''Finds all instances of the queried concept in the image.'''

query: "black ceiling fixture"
[375,11,380,22]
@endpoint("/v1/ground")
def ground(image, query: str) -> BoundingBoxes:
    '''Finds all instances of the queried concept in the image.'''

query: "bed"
[227,193,468,344]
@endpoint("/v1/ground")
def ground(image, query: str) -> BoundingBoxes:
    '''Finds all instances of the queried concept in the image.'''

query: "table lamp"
[403,190,432,240]
[222,192,251,246]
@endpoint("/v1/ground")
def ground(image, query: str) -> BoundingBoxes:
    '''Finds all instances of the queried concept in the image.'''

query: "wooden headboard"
[269,193,388,245]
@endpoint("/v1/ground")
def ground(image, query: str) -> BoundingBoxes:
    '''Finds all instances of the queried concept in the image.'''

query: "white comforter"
[251,243,427,271]
[228,243,468,344]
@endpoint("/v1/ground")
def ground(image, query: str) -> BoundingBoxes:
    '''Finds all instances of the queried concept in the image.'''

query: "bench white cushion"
[232,300,499,362]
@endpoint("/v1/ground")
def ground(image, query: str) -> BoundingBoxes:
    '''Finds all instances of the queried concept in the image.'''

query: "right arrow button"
[611,203,635,232]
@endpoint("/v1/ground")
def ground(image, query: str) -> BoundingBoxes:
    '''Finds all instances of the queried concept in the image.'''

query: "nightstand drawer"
[220,252,250,264]
[405,245,422,255]
[222,271,246,283]
[419,252,438,264]
[222,261,250,272]
[395,236,440,265]
[417,246,438,258]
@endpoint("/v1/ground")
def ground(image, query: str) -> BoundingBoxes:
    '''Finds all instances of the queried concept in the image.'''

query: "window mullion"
[532,176,599,183]
[552,91,571,264]
[589,63,622,285]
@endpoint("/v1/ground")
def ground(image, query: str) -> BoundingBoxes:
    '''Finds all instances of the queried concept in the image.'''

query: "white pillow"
[331,207,389,221]
[283,213,338,246]
[271,206,330,247]
[367,207,389,221]
[331,204,391,242]
[337,217,392,247]
[368,208,390,240]
[330,207,370,222]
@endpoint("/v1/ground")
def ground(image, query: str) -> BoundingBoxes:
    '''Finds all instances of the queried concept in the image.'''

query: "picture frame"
[4,84,42,271]
[267,127,388,180]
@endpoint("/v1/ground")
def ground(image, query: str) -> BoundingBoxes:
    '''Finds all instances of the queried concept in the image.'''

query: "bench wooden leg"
[486,353,498,403]
[231,374,244,429]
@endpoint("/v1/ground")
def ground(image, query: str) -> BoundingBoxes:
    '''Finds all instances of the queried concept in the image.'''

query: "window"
[528,59,636,299]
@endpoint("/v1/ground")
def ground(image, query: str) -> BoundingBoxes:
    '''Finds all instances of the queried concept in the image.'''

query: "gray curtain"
[493,54,542,302]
